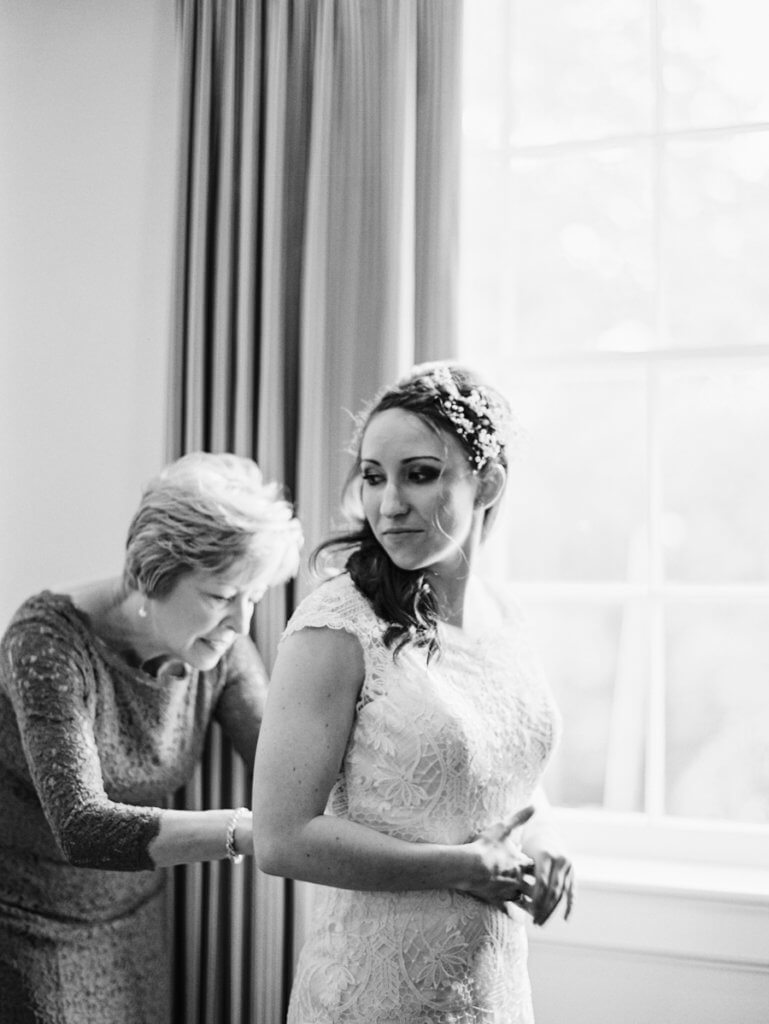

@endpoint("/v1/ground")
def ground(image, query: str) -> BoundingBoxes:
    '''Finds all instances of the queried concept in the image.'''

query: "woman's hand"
[459,805,537,910]
[519,832,575,926]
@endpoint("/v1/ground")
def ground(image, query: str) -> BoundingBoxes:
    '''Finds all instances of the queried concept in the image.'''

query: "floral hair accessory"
[428,365,508,472]
[346,362,523,474]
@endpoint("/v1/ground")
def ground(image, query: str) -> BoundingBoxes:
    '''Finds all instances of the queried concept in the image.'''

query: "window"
[459,0,769,861]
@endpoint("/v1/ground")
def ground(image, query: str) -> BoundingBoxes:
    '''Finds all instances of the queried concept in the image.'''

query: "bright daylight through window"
[459,0,769,854]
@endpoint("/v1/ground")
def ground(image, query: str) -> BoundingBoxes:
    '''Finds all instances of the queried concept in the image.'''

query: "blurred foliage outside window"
[459,0,769,827]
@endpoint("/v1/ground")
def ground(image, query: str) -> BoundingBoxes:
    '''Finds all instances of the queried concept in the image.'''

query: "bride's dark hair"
[312,362,514,659]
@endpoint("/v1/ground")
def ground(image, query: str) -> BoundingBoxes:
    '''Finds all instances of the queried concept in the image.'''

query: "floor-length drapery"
[169,2,463,1022]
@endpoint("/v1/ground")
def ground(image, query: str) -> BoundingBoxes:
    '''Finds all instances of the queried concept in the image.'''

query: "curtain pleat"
[415,0,463,359]
[169,1,463,1021]
[171,3,293,1023]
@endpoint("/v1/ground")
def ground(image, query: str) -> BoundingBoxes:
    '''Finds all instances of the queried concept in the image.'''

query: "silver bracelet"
[225,806,248,864]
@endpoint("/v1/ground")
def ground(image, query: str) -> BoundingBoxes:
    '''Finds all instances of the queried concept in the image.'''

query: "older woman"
[0,452,303,1024]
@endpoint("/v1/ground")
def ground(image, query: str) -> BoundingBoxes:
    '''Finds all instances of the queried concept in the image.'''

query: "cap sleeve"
[281,573,381,651]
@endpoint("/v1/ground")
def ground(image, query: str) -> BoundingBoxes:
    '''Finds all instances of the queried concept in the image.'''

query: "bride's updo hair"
[313,363,516,659]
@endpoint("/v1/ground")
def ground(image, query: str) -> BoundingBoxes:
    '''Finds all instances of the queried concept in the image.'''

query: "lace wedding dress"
[284,573,560,1024]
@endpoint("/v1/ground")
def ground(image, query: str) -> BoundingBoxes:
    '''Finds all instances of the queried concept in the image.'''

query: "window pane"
[666,603,769,823]
[662,133,769,348]
[461,0,769,840]
[508,0,653,145]
[478,147,656,355]
[479,372,647,581]
[522,600,647,812]
[462,0,511,151]
[459,148,513,363]
[661,367,769,582]
[661,0,769,130]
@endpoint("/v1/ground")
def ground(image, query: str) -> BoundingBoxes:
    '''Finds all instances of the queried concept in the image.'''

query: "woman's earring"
[138,602,148,619]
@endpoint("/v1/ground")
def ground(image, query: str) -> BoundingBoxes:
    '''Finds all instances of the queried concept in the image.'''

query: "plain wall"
[0,0,179,624]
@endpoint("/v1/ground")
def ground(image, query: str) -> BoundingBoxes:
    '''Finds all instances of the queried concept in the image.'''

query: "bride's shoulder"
[284,572,376,638]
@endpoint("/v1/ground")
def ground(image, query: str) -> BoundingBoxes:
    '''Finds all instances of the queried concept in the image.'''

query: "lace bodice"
[283,573,560,1024]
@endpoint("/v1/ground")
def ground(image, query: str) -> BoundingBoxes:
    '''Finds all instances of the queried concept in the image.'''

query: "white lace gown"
[284,573,561,1024]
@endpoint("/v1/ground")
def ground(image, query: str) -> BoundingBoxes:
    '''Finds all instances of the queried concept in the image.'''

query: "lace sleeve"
[1,612,160,872]
[281,574,381,649]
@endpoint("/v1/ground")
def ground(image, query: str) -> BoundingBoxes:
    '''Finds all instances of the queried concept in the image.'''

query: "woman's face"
[359,407,480,575]
[148,558,273,670]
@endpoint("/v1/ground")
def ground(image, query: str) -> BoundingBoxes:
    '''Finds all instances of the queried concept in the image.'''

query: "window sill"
[572,854,769,905]
[527,852,769,969]
[553,806,769,871]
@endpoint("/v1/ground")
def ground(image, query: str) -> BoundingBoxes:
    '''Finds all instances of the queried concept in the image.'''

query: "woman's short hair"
[124,453,303,597]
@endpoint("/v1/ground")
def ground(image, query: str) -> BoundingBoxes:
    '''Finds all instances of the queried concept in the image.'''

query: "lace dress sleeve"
[1,611,160,871]
[281,574,381,649]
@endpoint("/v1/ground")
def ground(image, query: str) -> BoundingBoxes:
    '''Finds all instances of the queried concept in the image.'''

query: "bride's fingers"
[514,877,536,902]
[505,877,537,915]
[533,859,574,926]
[496,858,536,883]
[496,804,535,841]
[530,857,554,925]
[563,864,576,920]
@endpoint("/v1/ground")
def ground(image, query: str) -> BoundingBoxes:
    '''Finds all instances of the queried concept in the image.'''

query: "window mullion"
[646,363,667,819]
[643,0,667,822]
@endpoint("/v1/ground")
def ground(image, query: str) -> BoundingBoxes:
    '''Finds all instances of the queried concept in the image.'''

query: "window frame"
[459,1,769,873]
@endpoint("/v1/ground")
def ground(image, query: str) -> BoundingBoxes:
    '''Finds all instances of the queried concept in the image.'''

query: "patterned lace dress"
[284,573,561,1024]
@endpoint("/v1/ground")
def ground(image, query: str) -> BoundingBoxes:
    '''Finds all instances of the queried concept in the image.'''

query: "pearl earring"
[138,603,148,619]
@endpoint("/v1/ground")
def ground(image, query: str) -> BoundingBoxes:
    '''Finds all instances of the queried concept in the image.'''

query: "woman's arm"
[3,618,253,871]
[148,807,253,866]
[251,627,532,898]
[150,637,270,865]
[214,635,269,773]
[4,620,161,870]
